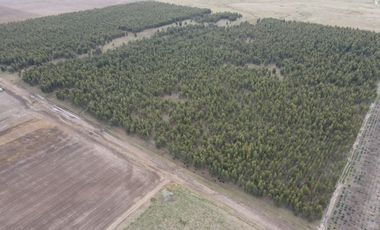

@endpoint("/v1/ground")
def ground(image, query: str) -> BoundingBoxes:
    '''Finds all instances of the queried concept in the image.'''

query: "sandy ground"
[102,19,198,52]
[0,83,162,229]
[0,0,140,23]
[158,0,380,32]
[0,74,317,230]
[0,6,38,23]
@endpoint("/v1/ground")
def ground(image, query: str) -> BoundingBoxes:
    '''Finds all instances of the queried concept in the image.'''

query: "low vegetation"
[125,184,250,229]
[0,2,209,71]
[22,18,380,220]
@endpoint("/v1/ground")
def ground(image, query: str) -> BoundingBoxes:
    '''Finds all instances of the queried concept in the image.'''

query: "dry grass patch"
[125,184,253,230]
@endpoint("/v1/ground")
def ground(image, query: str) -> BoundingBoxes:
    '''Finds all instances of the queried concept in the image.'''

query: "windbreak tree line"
[194,12,242,23]
[0,1,209,71]
[22,19,380,220]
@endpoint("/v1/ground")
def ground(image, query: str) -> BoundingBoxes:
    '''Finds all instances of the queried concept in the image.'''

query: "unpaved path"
[0,77,316,230]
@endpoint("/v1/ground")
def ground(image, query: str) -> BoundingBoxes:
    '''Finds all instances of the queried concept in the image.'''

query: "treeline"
[194,12,242,23]
[0,2,209,71]
[22,19,380,220]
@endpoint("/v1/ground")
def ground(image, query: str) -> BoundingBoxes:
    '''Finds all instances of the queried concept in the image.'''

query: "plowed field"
[0,91,161,230]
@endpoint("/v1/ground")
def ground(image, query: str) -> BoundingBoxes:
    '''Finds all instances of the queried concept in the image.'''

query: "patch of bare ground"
[215,18,245,27]
[158,0,380,32]
[321,84,380,230]
[246,63,284,81]
[102,19,199,52]
[0,89,161,230]
[160,93,186,102]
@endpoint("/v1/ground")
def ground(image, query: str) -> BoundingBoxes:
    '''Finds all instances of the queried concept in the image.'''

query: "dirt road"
[0,76,315,230]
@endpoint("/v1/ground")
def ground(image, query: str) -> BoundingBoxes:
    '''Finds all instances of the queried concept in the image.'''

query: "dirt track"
[0,75,316,230]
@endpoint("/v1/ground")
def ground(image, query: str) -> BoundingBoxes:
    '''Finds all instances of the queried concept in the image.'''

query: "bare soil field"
[0,88,161,229]
[0,0,140,23]
[0,6,37,23]
[3,0,380,32]
[159,0,380,32]
[322,88,380,230]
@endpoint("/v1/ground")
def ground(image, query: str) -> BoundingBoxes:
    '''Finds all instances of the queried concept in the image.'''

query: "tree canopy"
[0,2,209,71]
[20,15,380,220]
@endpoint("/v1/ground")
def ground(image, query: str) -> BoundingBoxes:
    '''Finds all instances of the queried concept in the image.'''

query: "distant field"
[0,6,37,23]
[158,0,380,32]
[0,90,161,230]
[3,0,380,32]
[0,0,139,23]
[125,184,252,230]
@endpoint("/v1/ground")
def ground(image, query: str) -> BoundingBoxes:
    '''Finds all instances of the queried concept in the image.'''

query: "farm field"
[0,83,162,230]
[0,5,37,23]
[0,0,140,23]
[2,0,380,33]
[158,0,380,32]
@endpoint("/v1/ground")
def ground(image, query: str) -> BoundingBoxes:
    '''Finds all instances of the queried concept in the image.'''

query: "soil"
[158,0,380,32]
[0,0,140,23]
[102,19,198,52]
[0,6,38,23]
[0,85,161,230]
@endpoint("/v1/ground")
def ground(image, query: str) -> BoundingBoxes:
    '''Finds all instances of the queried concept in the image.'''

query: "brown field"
[0,90,161,230]
[2,0,380,32]
[158,0,380,32]
[0,0,140,23]
[0,6,37,23]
